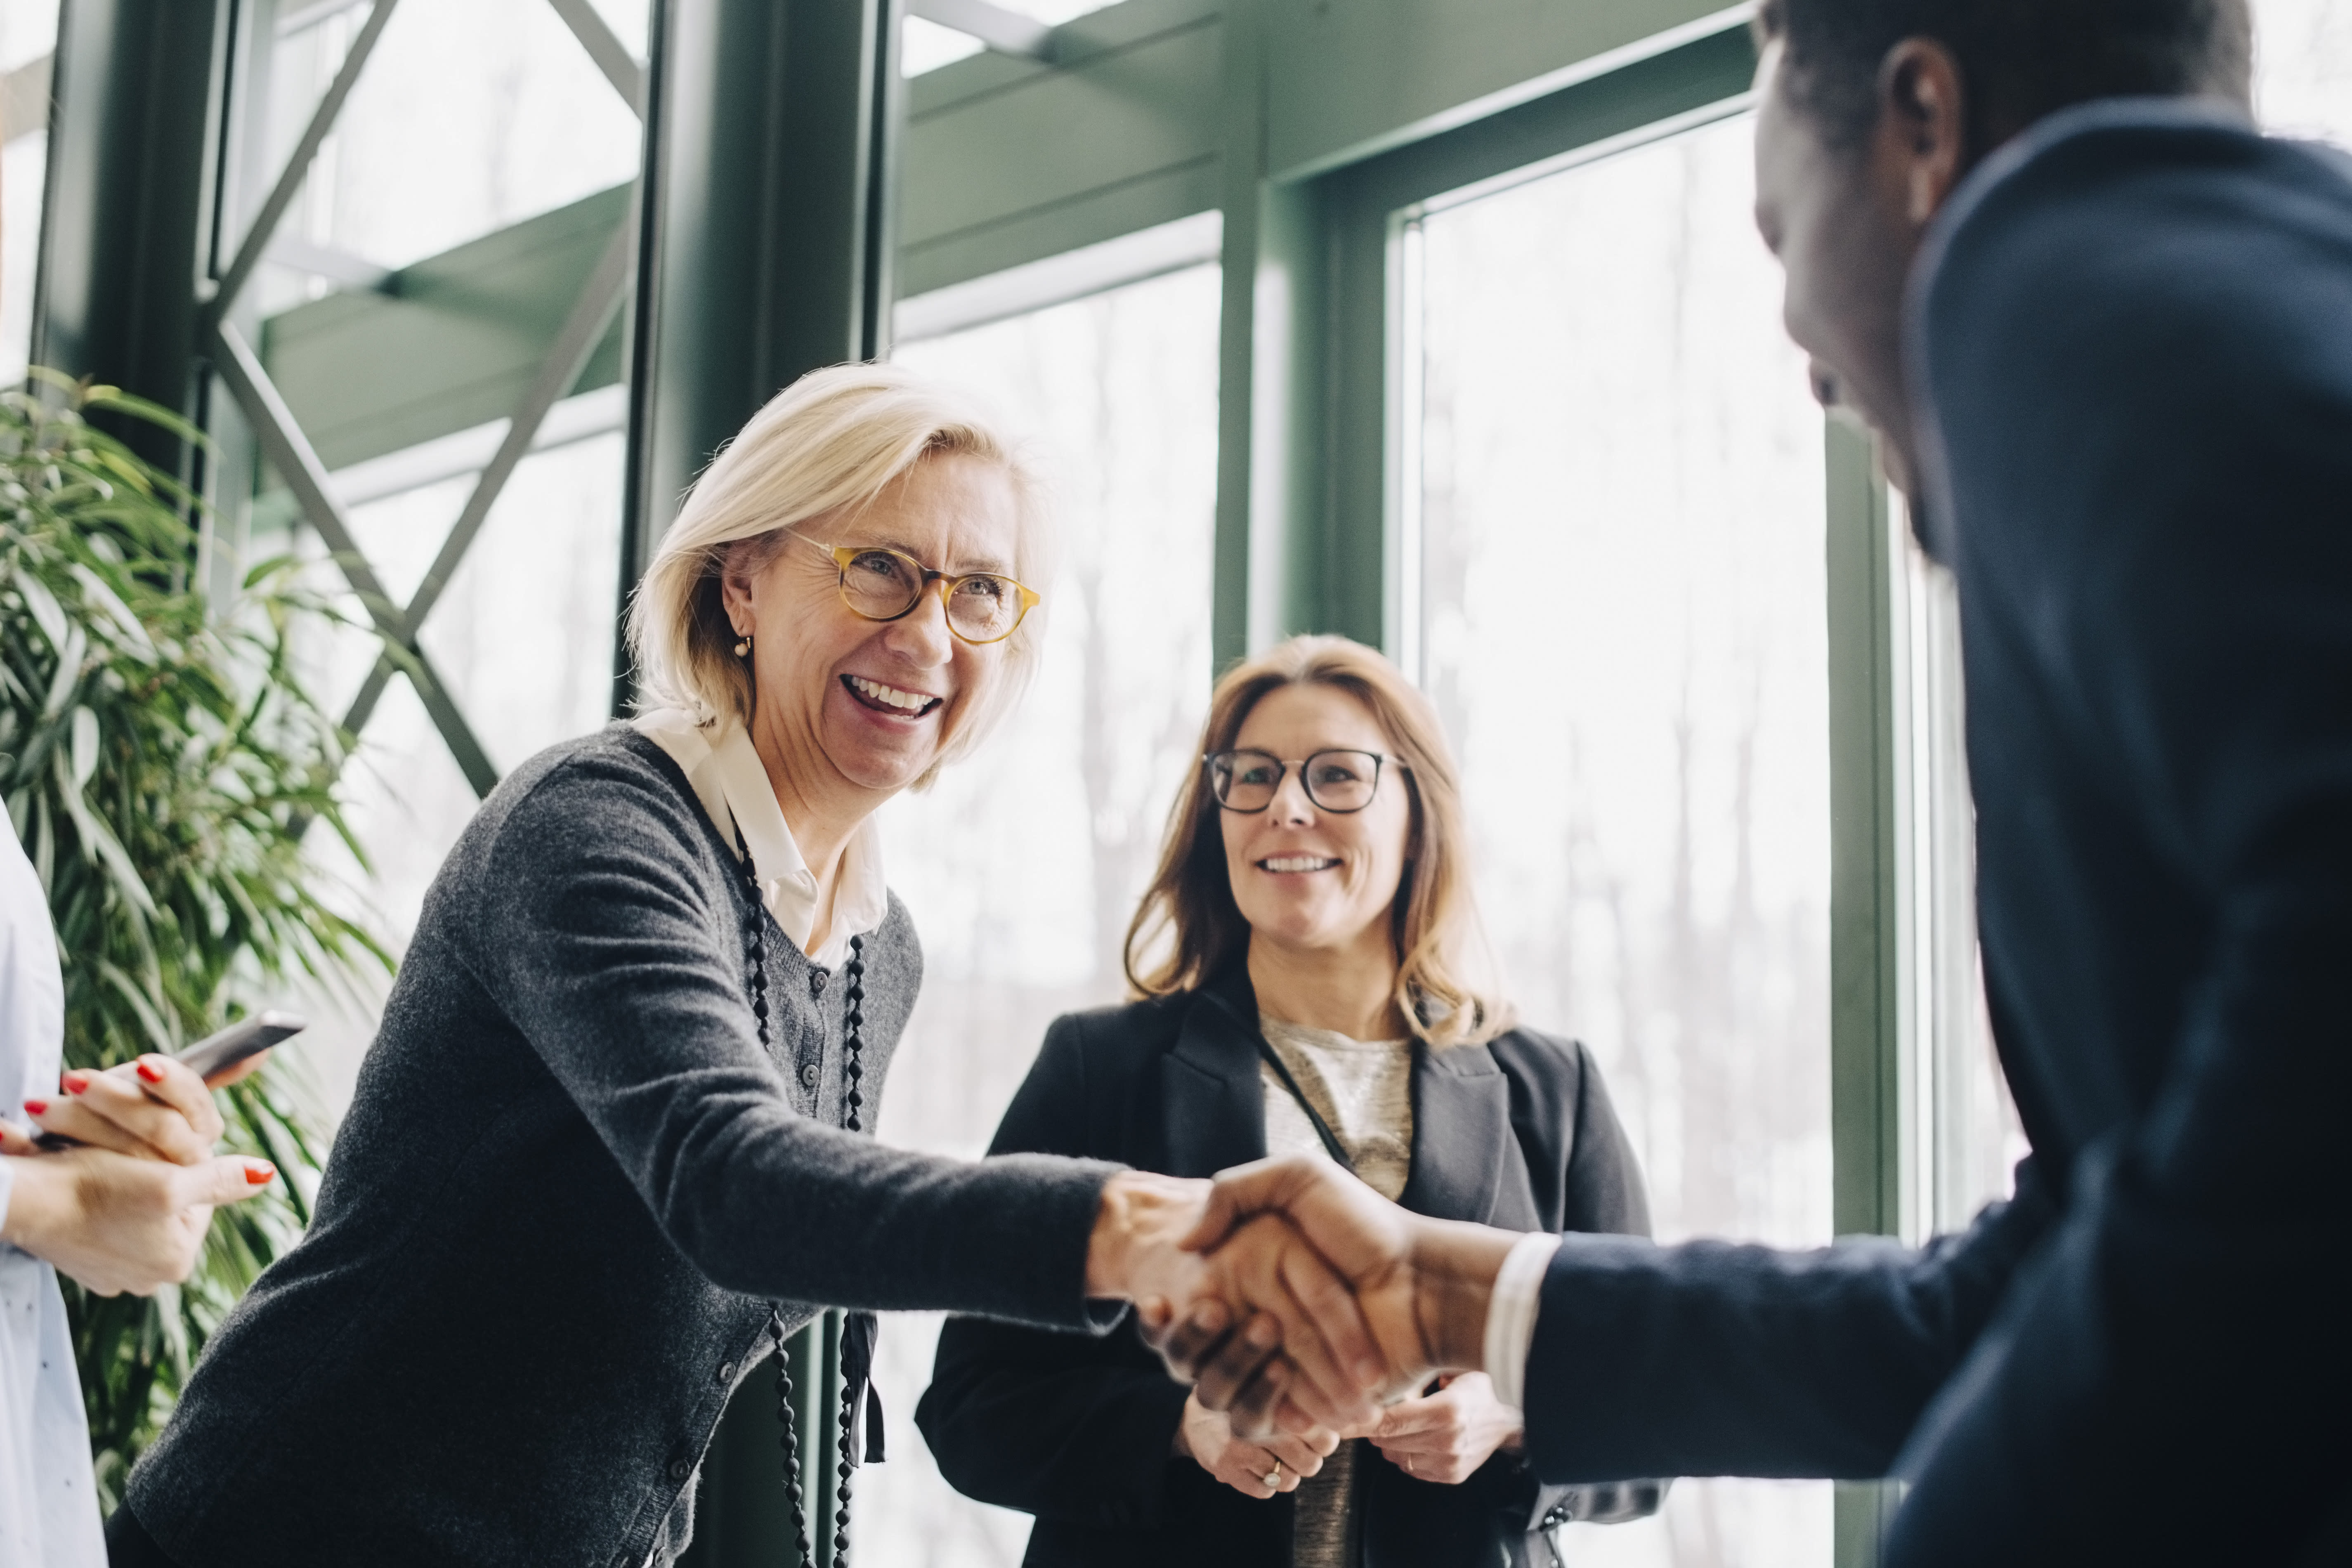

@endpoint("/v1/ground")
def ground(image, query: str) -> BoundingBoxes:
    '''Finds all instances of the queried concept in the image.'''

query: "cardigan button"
[808,969,829,997]
[668,1455,695,1483]
[717,1360,736,1384]
[798,1062,820,1090]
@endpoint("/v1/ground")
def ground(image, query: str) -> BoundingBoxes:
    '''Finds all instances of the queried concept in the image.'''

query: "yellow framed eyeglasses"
[803,536,1042,645]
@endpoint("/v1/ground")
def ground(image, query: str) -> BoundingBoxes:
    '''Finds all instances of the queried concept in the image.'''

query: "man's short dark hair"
[1755,0,2253,152]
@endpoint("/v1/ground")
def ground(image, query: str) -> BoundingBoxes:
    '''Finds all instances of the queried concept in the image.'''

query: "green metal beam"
[630,0,900,1554]
[1825,415,1904,1243]
[900,0,1219,297]
[1215,21,1757,657]
[239,0,1748,482]
[900,0,1740,301]
[205,0,402,328]
[1262,0,1740,182]
[1824,415,1906,1568]
[622,0,901,612]
[32,0,229,469]
[1208,0,1265,671]
[258,184,630,472]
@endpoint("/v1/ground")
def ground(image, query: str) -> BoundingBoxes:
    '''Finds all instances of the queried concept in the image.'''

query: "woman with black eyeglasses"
[918,633,1664,1568]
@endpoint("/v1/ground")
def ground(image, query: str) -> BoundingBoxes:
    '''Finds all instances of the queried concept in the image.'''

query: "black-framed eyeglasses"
[801,534,1042,645]
[1204,749,1406,814]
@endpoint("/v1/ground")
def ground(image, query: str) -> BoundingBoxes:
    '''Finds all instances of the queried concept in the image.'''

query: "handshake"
[1083,1153,1523,1441]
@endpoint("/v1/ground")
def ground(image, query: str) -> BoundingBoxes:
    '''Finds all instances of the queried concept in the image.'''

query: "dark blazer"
[1516,101,2352,1567]
[118,727,1122,1568]
[917,966,1659,1568]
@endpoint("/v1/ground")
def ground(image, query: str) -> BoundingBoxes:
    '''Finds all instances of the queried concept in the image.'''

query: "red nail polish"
[22,1098,46,1116]
[61,1071,89,1094]
[245,1161,276,1185]
[136,1059,164,1083]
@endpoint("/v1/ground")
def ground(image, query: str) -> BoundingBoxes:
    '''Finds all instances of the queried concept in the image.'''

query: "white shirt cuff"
[1481,1231,1561,1412]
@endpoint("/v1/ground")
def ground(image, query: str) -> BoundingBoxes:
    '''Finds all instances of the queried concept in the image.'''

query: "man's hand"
[21,1053,231,1164]
[1174,1389,1337,1500]
[1148,1155,1520,1436]
[1359,1372,1521,1485]
[1084,1170,1391,1433]
[0,1130,275,1296]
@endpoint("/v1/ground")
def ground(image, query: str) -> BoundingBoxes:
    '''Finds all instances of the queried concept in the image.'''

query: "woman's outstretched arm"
[918,1014,1193,1520]
[470,751,1389,1431]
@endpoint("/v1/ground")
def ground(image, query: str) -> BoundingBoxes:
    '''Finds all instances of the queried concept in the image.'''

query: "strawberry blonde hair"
[1124,635,1511,1048]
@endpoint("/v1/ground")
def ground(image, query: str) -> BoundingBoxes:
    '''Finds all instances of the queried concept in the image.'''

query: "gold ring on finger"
[1263,1462,1282,1488]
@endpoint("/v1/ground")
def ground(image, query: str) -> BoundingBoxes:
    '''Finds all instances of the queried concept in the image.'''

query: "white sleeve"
[0,830,64,1239]
[1481,1231,1562,1411]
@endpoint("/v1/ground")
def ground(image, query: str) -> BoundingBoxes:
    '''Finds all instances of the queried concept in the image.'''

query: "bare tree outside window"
[867,261,1222,1566]
[1410,110,1834,1568]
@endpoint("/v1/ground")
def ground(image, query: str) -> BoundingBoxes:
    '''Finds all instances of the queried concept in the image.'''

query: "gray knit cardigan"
[123,725,1121,1568]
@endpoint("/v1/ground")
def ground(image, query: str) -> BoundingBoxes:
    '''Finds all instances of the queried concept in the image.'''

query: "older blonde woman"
[104,367,1383,1568]
[919,635,1662,1568]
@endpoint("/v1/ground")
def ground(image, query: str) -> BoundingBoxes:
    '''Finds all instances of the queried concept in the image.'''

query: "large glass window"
[238,0,646,1107]
[2255,0,2352,145]
[863,259,1223,1565]
[1897,530,2026,1237]
[255,0,643,311]
[1405,109,1832,1568]
[299,418,626,913]
[0,0,57,382]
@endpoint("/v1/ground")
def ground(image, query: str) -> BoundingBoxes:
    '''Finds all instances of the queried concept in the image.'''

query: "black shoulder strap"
[1199,984,1356,1172]
[1252,1033,1358,1174]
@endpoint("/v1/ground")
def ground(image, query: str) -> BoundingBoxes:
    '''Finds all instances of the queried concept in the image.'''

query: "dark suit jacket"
[917,966,1658,1568]
[1518,101,2352,1567]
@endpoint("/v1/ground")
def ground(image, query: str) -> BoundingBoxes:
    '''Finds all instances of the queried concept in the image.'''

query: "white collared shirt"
[633,710,888,967]
[1482,1231,1562,1413]
[0,828,106,1568]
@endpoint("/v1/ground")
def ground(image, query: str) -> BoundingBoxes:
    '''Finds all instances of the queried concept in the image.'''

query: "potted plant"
[0,373,387,1504]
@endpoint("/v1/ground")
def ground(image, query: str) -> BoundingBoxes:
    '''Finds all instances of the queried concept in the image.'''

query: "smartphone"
[24,1013,307,1150]
[174,1011,307,1079]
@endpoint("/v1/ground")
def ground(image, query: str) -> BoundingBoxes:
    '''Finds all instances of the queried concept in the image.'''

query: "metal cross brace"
[543,0,646,115]
[908,0,1057,62]
[203,0,402,328]
[336,203,638,747]
[197,0,646,800]
[209,318,503,795]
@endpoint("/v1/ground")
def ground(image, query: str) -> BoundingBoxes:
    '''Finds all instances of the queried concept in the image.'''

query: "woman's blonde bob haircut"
[626,362,1052,784]
[1124,634,1513,1048]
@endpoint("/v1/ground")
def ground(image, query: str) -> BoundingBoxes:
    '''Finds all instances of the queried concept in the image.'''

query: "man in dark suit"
[1155,2,2352,1562]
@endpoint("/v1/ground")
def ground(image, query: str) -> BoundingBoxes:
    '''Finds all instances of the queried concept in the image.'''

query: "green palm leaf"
[0,380,389,1507]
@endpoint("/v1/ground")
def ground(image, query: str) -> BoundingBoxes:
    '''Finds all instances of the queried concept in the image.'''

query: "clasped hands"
[1084,1155,1520,1447]
[0,1053,276,1296]
[1175,1372,1523,1499]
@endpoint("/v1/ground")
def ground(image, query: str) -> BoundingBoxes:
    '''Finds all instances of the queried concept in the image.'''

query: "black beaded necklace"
[736,825,871,1568]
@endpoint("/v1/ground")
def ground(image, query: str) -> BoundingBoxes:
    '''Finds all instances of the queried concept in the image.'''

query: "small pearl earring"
[734,634,752,658]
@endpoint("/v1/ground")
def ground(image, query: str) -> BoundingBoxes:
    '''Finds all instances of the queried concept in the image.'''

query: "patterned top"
[1258,1014,1415,1568]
